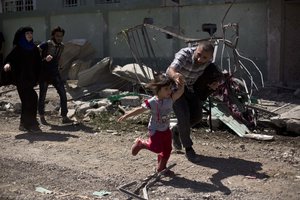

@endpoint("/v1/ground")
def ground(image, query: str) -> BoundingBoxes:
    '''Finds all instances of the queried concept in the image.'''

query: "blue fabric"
[18,34,35,50]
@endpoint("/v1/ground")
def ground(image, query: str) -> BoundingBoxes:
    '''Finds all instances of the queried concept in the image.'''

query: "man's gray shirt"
[168,46,210,91]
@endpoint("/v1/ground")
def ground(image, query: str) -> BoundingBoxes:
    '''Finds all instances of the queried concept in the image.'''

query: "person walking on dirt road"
[1,26,42,132]
[38,26,73,125]
[118,73,184,175]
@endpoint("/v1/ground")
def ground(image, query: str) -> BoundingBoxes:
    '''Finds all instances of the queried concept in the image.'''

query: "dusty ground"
[0,86,300,200]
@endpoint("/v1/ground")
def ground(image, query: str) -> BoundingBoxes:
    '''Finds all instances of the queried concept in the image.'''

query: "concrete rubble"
[0,38,299,139]
[270,105,300,134]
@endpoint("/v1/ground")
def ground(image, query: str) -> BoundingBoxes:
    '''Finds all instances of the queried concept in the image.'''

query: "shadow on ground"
[39,120,96,134]
[15,131,79,143]
[162,154,269,195]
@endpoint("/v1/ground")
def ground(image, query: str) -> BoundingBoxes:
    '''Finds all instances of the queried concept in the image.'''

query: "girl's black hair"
[145,73,173,95]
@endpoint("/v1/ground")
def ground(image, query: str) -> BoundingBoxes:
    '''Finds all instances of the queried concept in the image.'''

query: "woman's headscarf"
[13,26,35,50]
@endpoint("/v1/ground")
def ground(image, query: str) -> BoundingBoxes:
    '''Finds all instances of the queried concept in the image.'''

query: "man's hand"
[172,72,185,85]
[3,64,11,72]
[167,67,185,85]
[45,55,53,62]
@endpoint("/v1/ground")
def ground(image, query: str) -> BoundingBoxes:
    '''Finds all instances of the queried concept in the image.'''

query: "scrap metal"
[117,1,270,139]
[118,163,176,200]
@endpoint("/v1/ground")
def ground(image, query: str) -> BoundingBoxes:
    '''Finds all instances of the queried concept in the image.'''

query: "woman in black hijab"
[2,26,42,132]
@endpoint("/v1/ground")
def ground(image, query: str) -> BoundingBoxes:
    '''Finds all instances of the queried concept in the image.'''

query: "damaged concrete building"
[0,0,299,135]
[0,0,298,86]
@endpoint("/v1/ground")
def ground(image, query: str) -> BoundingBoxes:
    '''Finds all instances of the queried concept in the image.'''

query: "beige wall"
[108,7,173,58]
[180,2,267,85]
[181,2,267,57]
[3,17,46,56]
[283,3,300,86]
[51,13,104,58]
[267,0,282,85]
[0,1,273,86]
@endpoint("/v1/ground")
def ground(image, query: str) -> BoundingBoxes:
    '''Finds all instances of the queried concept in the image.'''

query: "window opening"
[1,0,35,13]
[95,0,120,5]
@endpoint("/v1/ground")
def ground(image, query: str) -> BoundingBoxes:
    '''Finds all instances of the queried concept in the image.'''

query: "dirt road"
[0,86,300,200]
[0,111,299,200]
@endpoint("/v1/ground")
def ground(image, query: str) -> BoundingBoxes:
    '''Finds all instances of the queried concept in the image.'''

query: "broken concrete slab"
[75,102,91,117]
[111,63,155,84]
[98,89,119,98]
[59,39,96,80]
[270,105,300,134]
[92,99,111,108]
[120,96,141,107]
[85,106,107,117]
[66,58,129,101]
[68,59,92,80]
[286,119,300,134]
[77,57,112,87]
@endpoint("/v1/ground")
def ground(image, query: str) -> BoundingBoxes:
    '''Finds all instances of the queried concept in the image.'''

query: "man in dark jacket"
[38,26,73,124]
